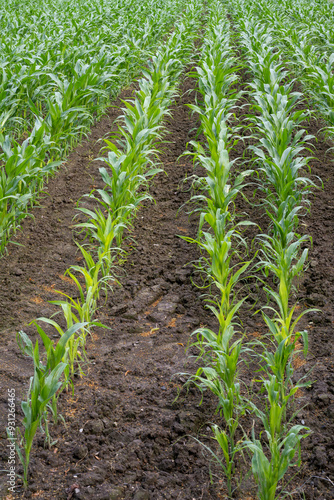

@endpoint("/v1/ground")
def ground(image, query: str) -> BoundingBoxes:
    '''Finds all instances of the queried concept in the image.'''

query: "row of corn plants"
[228,0,334,144]
[7,3,204,489]
[8,207,116,485]
[0,0,187,255]
[226,2,317,498]
[179,0,320,497]
[262,0,334,58]
[76,0,204,267]
[180,1,252,495]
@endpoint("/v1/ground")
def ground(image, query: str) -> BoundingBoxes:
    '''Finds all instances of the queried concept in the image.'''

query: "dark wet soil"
[0,69,334,500]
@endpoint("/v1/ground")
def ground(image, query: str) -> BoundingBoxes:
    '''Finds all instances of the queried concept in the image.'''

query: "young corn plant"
[256,330,311,414]
[60,244,105,321]
[93,141,161,246]
[9,323,85,486]
[74,205,125,277]
[31,313,95,382]
[24,241,107,383]
[47,245,107,370]
[259,218,311,339]
[244,375,310,500]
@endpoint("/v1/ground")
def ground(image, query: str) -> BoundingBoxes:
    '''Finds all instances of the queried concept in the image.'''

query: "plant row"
[7,2,204,489]
[181,0,317,497]
[229,0,334,143]
[0,0,187,254]
[232,6,317,497]
[181,1,252,495]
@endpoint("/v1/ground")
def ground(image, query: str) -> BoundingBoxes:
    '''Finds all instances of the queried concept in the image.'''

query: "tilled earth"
[0,73,334,500]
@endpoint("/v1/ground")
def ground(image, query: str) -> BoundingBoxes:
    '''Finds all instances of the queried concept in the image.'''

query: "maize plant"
[245,376,309,500]
[10,324,85,486]
[62,244,106,322]
[74,207,125,277]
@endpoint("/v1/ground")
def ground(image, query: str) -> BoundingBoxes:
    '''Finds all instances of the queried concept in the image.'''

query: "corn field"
[0,0,333,498]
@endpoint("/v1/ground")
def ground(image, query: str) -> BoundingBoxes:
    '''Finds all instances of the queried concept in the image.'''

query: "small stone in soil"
[73,444,88,460]
[108,488,124,500]
[133,491,150,500]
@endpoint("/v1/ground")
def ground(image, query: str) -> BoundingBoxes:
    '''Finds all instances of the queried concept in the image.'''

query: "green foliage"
[79,1,203,255]
[11,324,84,486]
[223,1,316,496]
[0,0,188,253]
[179,4,251,495]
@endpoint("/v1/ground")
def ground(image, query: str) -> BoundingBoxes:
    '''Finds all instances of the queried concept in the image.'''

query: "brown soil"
[0,72,333,500]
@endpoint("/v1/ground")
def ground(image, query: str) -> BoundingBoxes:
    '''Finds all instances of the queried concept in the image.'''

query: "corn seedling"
[59,243,105,320]
[256,330,311,412]
[10,323,84,486]
[47,247,108,376]
[244,376,310,500]
[74,206,125,276]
